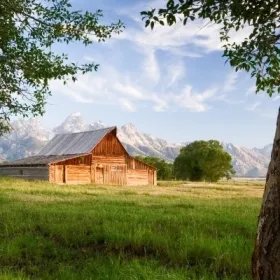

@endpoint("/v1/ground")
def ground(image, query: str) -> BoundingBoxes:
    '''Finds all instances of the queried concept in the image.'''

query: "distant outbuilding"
[0,127,157,185]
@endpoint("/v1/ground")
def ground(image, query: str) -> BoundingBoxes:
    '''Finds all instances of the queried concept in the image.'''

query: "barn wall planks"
[49,165,55,183]
[95,167,104,184]
[92,132,127,156]
[51,164,127,185]
[65,165,91,184]
[54,165,64,183]
[127,169,149,186]
[92,156,126,165]
[56,155,92,165]
[94,164,127,185]
[148,170,154,185]
[126,157,154,170]
[106,165,127,185]
[153,171,157,186]
[0,166,49,180]
[90,164,95,183]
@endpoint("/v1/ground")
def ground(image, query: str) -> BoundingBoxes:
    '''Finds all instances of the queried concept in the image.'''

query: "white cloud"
[246,85,256,96]
[50,0,255,114]
[223,71,239,93]
[142,49,160,84]
[217,94,245,105]
[246,101,261,111]
[166,62,185,88]
[50,64,217,113]
[116,0,252,57]
[114,82,144,99]
[166,86,217,112]
[151,96,168,112]
[273,96,280,101]
[119,98,136,112]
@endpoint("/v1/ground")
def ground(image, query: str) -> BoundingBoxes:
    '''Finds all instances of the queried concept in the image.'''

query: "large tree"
[141,1,280,278]
[173,140,234,182]
[0,0,123,135]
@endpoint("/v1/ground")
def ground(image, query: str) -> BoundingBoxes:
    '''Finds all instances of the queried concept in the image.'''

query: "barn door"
[96,167,104,184]
[148,170,154,185]
[54,165,64,183]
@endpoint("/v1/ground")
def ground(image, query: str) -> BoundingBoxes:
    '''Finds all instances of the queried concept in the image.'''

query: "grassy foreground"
[0,178,264,280]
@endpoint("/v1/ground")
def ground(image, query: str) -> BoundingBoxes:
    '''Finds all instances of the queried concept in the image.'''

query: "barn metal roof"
[38,127,116,156]
[0,154,86,167]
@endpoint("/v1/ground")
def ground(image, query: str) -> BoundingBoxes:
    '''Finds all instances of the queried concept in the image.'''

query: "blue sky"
[41,0,279,148]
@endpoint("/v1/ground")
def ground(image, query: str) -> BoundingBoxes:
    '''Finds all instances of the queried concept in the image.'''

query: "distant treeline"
[136,140,235,182]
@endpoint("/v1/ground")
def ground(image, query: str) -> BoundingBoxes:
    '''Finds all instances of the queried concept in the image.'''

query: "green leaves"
[141,0,280,98]
[174,140,235,182]
[0,0,124,135]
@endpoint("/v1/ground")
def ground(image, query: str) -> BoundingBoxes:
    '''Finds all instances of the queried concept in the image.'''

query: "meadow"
[0,177,264,280]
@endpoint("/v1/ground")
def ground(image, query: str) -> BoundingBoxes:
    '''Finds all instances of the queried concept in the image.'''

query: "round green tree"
[174,140,235,182]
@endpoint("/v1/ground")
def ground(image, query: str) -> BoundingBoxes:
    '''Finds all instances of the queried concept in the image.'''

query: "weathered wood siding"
[127,169,149,186]
[93,164,127,185]
[49,165,55,183]
[65,165,91,184]
[92,132,127,156]
[148,170,154,185]
[153,170,157,186]
[56,155,92,165]
[95,166,104,184]
[105,164,127,185]
[126,158,156,185]
[0,166,49,180]
[50,163,127,185]
[126,158,153,170]
[54,165,64,183]
[92,156,126,165]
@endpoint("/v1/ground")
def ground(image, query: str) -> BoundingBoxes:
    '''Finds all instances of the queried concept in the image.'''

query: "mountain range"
[0,112,272,177]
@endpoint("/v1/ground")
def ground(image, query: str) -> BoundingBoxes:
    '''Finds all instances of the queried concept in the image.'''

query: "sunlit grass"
[0,177,263,279]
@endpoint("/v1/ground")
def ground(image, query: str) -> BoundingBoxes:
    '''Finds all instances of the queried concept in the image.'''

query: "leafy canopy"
[0,0,124,135]
[173,140,235,182]
[135,156,173,180]
[141,0,280,96]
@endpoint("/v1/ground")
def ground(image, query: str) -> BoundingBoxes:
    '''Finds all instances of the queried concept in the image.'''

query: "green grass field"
[0,178,264,280]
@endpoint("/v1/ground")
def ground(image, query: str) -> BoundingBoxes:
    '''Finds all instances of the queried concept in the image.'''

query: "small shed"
[0,127,157,185]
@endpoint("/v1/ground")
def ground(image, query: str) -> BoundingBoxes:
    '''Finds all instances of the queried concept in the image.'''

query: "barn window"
[111,166,121,172]
[19,170,23,175]
[79,157,85,164]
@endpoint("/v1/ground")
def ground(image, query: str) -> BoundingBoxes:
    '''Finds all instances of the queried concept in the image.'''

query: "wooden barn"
[0,127,157,185]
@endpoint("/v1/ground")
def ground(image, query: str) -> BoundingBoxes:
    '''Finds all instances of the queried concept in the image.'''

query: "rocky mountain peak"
[122,123,137,132]
[53,111,88,134]
[89,120,107,130]
[0,112,272,177]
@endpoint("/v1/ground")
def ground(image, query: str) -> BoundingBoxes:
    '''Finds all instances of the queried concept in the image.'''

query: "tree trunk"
[252,108,280,279]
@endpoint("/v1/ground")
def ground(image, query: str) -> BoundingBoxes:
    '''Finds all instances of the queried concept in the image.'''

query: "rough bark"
[252,108,280,279]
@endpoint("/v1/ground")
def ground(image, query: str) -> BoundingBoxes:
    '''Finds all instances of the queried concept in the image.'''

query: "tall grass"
[0,177,263,279]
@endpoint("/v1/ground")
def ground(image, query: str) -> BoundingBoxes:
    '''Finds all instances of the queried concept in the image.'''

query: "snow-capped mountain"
[0,112,272,177]
[222,143,270,177]
[253,144,273,158]
[0,118,50,162]
[53,112,107,136]
[118,123,184,161]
